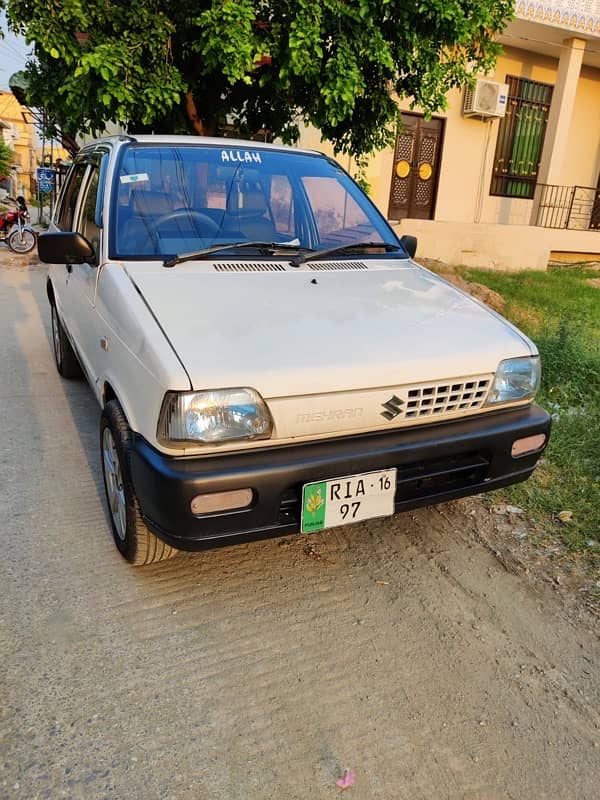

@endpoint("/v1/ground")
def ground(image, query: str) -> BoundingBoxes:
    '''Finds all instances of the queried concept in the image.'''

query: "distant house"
[0,90,35,199]
[300,0,600,270]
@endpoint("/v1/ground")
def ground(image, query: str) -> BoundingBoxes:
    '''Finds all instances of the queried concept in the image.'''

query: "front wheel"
[100,400,178,565]
[7,227,36,253]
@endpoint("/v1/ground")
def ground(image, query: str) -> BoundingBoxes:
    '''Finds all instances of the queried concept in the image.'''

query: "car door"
[55,151,108,384]
[50,159,87,332]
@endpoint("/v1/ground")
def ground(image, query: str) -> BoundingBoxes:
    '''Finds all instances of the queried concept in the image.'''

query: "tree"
[5,0,513,158]
[0,140,15,181]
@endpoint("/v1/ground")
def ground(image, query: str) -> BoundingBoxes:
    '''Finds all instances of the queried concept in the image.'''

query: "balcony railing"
[534,184,600,230]
[515,1,600,37]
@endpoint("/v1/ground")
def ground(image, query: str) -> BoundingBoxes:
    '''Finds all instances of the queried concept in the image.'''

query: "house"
[0,89,36,199]
[299,0,600,270]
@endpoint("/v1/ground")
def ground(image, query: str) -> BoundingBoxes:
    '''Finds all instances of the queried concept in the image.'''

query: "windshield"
[110,144,401,259]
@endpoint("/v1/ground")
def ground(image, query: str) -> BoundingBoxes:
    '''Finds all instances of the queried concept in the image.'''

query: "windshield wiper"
[290,241,404,267]
[163,241,314,268]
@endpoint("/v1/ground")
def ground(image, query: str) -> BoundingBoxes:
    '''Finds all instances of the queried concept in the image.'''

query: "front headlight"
[158,388,273,444]
[485,356,540,406]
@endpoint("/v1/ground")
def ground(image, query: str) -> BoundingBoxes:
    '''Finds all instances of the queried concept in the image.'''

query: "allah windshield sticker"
[221,150,262,164]
[119,173,150,184]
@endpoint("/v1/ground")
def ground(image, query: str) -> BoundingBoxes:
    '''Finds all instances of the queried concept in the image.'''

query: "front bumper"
[129,404,551,551]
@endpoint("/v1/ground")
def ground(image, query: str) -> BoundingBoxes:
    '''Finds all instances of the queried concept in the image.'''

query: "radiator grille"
[403,378,491,419]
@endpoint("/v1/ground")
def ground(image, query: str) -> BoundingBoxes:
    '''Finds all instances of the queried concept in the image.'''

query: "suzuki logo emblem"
[381,395,404,420]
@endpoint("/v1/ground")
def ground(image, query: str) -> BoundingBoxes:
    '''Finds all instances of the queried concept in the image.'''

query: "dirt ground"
[1,254,599,799]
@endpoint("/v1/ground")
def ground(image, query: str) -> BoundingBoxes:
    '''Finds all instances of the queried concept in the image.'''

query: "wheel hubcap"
[102,427,127,540]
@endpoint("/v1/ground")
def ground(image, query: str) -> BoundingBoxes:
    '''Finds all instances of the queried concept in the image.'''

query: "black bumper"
[129,405,551,551]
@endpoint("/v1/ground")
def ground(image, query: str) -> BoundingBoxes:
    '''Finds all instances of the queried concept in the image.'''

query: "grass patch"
[455,267,599,567]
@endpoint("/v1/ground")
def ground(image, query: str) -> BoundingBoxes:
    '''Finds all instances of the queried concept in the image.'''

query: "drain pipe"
[474,119,493,224]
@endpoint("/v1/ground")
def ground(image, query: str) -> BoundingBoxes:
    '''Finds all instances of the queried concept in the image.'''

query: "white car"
[38,135,550,565]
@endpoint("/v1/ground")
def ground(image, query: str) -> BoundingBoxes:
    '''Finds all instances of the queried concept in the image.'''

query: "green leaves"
[0,140,15,178]
[6,0,513,157]
[193,0,256,84]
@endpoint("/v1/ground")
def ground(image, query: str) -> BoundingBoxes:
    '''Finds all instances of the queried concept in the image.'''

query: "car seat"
[230,183,277,241]
[118,190,176,254]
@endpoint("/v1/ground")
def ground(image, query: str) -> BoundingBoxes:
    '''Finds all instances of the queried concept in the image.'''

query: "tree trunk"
[61,132,80,155]
[185,91,217,136]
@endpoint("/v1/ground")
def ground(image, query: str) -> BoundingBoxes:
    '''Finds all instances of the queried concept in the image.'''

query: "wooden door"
[388,114,444,220]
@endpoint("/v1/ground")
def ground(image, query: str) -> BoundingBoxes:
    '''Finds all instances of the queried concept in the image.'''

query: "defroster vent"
[214,262,287,272]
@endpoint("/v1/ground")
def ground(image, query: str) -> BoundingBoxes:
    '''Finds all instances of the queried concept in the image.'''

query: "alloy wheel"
[102,427,127,541]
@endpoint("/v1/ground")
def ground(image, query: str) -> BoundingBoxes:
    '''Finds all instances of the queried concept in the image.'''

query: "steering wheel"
[152,210,220,238]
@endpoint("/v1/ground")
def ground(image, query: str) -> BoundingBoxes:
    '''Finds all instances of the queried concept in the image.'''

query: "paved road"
[1,260,599,799]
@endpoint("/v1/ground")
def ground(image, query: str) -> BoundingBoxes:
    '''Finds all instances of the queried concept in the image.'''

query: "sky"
[0,14,31,90]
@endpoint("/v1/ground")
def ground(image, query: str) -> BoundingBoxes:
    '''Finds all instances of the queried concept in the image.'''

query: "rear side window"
[270,175,295,237]
[56,163,87,231]
[301,176,375,246]
[78,168,101,250]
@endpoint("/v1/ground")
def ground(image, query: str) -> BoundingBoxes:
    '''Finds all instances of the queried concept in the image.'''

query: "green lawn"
[455,266,600,568]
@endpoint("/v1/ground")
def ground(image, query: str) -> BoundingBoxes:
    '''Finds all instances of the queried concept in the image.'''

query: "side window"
[78,168,101,250]
[270,175,295,236]
[56,163,87,231]
[302,176,373,245]
[205,174,227,210]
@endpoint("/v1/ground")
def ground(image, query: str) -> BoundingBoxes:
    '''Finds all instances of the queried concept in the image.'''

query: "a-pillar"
[530,37,586,224]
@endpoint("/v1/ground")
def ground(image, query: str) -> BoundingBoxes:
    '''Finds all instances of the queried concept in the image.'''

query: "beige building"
[300,0,600,270]
[0,90,35,199]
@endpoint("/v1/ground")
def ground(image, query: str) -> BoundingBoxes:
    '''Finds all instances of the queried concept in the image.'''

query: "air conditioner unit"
[463,79,509,118]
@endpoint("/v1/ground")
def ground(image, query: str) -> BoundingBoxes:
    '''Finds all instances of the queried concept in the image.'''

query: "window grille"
[490,76,553,199]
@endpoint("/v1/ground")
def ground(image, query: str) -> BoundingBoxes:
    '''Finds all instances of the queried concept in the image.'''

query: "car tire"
[50,302,83,379]
[100,400,178,565]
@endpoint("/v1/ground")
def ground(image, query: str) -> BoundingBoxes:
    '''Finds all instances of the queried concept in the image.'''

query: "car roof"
[81,134,323,159]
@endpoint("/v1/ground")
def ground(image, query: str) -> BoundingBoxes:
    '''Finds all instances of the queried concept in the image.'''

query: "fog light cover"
[511,434,547,458]
[191,488,253,515]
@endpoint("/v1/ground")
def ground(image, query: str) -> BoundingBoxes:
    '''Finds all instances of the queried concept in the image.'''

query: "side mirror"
[37,231,96,265]
[400,234,417,259]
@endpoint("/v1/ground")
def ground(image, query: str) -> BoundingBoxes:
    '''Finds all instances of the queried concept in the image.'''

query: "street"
[1,258,599,800]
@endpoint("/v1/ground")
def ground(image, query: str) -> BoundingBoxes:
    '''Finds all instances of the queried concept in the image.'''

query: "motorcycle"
[0,195,37,254]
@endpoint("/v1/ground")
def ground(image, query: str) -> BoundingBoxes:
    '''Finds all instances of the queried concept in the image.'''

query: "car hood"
[123,259,532,397]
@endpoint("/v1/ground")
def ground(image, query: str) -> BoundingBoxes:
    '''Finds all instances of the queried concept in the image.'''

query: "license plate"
[301,468,397,534]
